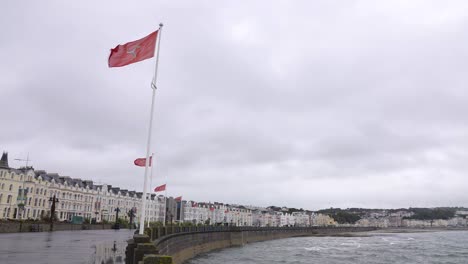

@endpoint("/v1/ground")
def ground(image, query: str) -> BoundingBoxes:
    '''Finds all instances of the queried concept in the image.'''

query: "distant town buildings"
[1,151,467,228]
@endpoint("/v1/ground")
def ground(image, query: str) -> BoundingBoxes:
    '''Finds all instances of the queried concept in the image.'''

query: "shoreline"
[324,227,468,237]
[373,227,468,233]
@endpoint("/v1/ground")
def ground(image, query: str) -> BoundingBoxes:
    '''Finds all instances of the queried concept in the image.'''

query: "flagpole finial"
[159,23,164,27]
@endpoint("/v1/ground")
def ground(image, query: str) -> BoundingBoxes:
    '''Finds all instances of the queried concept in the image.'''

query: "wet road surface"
[0,229,135,264]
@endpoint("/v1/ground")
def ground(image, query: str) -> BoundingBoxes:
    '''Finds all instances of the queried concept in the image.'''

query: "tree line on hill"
[266,206,465,224]
[404,208,456,220]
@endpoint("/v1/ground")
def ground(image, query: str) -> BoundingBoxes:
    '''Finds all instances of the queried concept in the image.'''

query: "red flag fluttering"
[175,196,182,202]
[108,30,158,67]
[154,184,166,192]
[134,156,152,167]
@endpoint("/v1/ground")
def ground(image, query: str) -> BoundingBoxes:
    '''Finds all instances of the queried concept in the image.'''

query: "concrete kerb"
[139,254,173,264]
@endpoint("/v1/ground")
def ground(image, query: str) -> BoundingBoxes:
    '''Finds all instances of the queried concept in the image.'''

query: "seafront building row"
[0,152,333,226]
[1,151,467,228]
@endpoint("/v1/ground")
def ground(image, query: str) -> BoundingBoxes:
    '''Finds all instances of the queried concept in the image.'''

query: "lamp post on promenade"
[128,208,135,229]
[49,195,59,231]
[113,207,121,229]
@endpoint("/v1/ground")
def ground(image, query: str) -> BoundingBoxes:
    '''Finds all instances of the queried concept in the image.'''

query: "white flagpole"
[163,173,168,227]
[163,196,166,227]
[139,23,163,235]
[147,153,154,228]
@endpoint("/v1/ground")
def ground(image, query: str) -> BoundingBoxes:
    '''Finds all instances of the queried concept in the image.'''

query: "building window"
[0,194,2,203]
[44,190,47,197]
[9,185,13,191]
[28,198,32,205]
[34,198,38,206]
[7,195,12,203]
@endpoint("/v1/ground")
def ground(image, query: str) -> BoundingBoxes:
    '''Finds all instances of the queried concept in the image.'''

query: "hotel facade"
[0,152,164,224]
[1,151,330,227]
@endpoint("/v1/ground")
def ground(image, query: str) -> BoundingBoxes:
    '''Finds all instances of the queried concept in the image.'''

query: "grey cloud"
[1,0,468,209]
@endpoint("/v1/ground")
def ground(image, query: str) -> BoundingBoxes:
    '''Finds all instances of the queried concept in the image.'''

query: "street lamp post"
[49,195,59,231]
[113,207,121,229]
[127,208,135,229]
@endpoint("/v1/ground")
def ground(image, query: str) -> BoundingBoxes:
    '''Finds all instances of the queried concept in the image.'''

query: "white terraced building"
[183,202,253,226]
[1,151,331,227]
[0,152,164,223]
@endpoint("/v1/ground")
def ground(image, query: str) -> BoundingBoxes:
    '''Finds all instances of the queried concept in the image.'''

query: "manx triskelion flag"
[108,30,158,67]
[154,184,166,192]
[134,156,152,167]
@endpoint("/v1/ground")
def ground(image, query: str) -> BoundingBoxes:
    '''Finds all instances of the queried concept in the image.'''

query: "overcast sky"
[1,1,468,210]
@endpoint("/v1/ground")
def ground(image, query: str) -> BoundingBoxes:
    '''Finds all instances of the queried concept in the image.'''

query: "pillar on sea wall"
[125,238,135,264]
[126,234,151,264]
[134,243,159,264]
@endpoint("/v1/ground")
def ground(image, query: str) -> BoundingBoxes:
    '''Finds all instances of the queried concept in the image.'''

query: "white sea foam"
[304,246,327,251]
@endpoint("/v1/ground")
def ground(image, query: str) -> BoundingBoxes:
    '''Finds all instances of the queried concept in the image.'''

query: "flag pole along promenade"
[108,23,164,235]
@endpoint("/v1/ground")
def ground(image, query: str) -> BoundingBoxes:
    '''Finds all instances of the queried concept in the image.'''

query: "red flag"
[108,30,158,67]
[193,202,197,207]
[134,156,152,167]
[154,184,166,192]
[210,207,215,211]
[175,196,182,202]
[224,210,229,213]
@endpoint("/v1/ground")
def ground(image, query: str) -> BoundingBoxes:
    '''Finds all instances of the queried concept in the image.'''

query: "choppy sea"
[186,230,468,264]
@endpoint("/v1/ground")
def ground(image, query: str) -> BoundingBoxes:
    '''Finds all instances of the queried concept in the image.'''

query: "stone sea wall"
[127,226,377,264]
[0,221,113,233]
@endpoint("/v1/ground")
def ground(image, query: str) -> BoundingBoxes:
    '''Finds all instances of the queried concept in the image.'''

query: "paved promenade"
[0,229,134,264]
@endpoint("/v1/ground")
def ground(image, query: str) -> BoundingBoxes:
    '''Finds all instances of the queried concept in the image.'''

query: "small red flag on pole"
[154,184,166,192]
[175,196,182,202]
[134,156,152,167]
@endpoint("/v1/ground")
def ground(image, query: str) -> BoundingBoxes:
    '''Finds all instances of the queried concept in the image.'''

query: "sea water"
[187,230,468,264]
